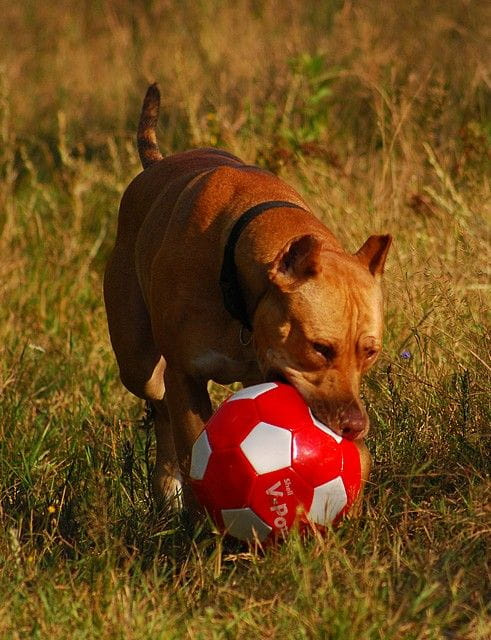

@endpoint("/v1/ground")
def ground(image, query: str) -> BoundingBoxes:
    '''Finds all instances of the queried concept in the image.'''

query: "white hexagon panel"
[221,507,272,542]
[189,430,212,480]
[240,421,292,474]
[308,476,347,525]
[227,382,278,402]
[308,409,342,443]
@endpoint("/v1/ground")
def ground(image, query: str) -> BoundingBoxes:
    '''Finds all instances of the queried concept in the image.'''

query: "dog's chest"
[191,348,262,386]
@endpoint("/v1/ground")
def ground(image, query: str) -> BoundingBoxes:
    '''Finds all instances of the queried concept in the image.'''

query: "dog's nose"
[339,405,368,440]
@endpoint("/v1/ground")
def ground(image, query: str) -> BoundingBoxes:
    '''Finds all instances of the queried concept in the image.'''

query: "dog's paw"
[152,469,184,511]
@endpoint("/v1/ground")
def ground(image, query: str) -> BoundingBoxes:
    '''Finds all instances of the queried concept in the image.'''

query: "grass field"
[0,1,489,638]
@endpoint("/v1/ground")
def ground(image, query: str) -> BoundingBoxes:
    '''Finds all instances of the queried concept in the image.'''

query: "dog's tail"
[137,83,164,169]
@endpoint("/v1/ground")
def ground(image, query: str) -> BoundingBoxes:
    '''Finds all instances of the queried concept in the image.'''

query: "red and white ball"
[189,383,361,543]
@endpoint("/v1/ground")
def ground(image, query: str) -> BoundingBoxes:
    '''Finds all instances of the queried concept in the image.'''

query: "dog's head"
[253,233,391,440]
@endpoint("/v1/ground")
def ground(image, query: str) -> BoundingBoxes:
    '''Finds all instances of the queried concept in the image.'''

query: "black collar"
[219,200,305,331]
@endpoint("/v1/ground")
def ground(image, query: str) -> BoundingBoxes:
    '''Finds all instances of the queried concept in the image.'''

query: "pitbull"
[103,84,391,506]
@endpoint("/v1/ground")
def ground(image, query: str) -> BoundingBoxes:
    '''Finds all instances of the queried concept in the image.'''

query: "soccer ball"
[189,382,361,543]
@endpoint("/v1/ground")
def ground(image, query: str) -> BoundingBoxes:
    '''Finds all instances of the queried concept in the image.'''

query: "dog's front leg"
[163,367,213,483]
[152,397,183,508]
[350,440,372,518]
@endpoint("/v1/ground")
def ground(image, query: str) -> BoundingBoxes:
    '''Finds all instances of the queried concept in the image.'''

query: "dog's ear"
[355,234,392,277]
[270,234,322,285]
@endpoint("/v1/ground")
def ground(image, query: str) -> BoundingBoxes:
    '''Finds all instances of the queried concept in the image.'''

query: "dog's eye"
[364,348,379,361]
[312,342,336,362]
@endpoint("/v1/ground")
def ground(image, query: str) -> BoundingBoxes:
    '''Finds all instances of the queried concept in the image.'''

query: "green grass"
[0,1,489,638]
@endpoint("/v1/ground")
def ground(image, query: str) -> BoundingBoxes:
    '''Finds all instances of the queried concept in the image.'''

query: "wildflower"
[400,350,411,360]
[47,505,56,514]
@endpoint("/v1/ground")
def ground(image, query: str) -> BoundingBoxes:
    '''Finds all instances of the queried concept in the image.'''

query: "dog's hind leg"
[104,249,181,507]
[104,246,165,400]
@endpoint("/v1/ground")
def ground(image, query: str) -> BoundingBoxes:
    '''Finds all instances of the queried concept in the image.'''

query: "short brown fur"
[104,85,392,508]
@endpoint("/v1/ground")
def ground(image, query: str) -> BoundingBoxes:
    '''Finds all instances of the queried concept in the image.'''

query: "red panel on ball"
[205,399,260,450]
[250,468,314,537]
[199,447,255,511]
[292,425,343,487]
[254,384,311,431]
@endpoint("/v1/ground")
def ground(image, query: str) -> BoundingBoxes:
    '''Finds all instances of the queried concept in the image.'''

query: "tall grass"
[0,1,489,638]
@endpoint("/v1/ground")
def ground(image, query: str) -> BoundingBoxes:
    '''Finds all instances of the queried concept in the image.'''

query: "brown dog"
[104,84,391,506]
